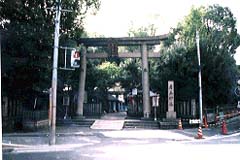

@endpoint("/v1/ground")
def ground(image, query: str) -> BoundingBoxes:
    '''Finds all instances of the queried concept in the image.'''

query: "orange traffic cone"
[178,119,183,130]
[221,120,228,135]
[195,126,203,139]
[203,115,208,128]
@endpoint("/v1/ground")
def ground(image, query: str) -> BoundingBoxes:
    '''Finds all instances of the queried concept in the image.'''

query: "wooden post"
[76,46,87,118]
[141,43,150,118]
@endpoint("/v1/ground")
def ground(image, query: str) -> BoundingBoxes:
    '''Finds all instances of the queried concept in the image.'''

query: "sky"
[84,0,240,64]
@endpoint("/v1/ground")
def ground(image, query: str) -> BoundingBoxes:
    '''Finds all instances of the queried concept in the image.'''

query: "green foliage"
[162,5,240,106]
[0,0,100,98]
[128,24,156,37]
[95,61,121,89]
[85,61,120,111]
[84,60,121,92]
[126,24,157,52]
[203,5,240,55]
[119,58,142,91]
[238,65,240,75]
[1,0,54,97]
[156,45,198,99]
[85,59,100,91]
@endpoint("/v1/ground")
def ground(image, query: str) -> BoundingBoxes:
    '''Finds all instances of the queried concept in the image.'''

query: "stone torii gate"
[76,34,168,119]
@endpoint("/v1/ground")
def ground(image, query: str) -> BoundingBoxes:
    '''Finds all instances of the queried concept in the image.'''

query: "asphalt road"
[3,118,240,160]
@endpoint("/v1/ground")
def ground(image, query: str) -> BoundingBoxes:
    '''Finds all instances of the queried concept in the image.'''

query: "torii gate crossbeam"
[78,34,168,46]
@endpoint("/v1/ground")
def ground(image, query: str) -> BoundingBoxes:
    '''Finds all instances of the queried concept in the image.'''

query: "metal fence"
[127,98,200,119]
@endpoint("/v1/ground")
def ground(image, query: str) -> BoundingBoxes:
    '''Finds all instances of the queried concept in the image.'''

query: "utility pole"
[0,31,3,160]
[196,30,203,125]
[49,0,61,145]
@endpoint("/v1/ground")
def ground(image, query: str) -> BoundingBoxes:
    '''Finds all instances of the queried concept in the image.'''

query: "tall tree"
[162,5,240,106]
[0,0,100,101]
[156,44,199,99]
[119,58,142,91]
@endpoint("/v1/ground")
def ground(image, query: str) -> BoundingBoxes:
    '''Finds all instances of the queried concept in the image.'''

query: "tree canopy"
[162,5,240,106]
[0,0,100,99]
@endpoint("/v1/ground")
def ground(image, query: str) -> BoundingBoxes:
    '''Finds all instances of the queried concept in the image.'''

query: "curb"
[3,143,31,148]
[2,143,32,152]
[3,132,94,138]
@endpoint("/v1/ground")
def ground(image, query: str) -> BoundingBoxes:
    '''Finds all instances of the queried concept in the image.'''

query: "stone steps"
[57,119,95,128]
[159,119,178,129]
[124,120,160,129]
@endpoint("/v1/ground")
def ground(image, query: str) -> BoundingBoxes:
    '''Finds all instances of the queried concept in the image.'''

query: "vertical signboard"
[168,81,174,111]
[167,81,176,119]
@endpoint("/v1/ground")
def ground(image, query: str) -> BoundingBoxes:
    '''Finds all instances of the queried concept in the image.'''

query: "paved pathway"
[90,112,127,130]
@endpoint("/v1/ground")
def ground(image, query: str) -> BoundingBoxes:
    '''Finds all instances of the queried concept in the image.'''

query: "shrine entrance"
[76,35,168,119]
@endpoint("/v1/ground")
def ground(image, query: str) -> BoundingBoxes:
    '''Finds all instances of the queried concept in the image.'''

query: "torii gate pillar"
[141,43,151,119]
[76,46,87,118]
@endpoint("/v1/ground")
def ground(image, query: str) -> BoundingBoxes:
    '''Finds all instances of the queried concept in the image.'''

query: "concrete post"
[50,0,61,145]
[76,46,87,117]
[141,43,151,118]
